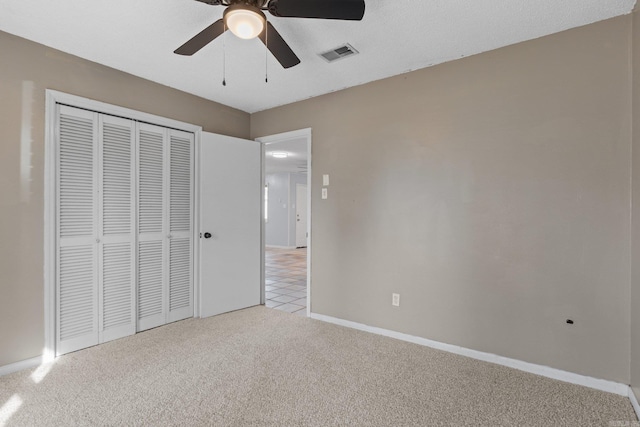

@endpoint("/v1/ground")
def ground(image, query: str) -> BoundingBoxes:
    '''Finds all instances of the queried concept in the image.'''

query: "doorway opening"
[257,129,311,316]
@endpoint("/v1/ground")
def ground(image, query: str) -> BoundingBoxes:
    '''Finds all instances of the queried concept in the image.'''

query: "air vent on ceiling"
[320,44,359,63]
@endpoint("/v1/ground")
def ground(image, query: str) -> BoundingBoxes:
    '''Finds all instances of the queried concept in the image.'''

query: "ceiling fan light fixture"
[224,4,266,40]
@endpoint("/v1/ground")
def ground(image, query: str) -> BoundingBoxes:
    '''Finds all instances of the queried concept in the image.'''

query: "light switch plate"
[323,174,330,186]
[322,188,328,199]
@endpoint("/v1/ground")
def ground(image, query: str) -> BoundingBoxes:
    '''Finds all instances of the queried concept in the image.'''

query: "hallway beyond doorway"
[265,247,307,316]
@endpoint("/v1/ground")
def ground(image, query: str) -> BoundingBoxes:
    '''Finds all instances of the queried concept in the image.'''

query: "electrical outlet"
[322,188,328,199]
[392,293,400,307]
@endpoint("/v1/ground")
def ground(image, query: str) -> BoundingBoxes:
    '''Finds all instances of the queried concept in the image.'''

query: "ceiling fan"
[174,0,366,69]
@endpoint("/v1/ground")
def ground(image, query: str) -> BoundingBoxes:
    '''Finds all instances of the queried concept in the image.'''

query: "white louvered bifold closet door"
[56,105,99,356]
[98,115,136,343]
[56,107,137,355]
[168,130,194,322]
[56,105,194,354]
[137,125,194,330]
[137,123,167,332]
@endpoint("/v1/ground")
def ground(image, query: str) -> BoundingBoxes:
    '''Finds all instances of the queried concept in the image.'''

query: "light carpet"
[0,306,636,426]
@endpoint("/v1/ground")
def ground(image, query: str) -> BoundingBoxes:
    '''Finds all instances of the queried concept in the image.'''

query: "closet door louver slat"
[59,114,95,239]
[138,129,165,235]
[59,246,95,340]
[102,121,133,235]
[170,134,192,233]
[138,240,164,321]
[170,238,192,313]
[102,243,133,336]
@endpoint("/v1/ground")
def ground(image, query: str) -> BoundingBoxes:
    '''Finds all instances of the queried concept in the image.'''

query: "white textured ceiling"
[0,0,635,113]
[265,137,308,174]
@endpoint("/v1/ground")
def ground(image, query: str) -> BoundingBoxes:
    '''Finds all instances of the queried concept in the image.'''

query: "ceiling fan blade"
[174,19,225,56]
[258,22,301,69]
[268,0,365,21]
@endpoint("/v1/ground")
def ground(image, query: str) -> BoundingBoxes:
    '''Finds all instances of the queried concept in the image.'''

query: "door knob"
[204,232,212,239]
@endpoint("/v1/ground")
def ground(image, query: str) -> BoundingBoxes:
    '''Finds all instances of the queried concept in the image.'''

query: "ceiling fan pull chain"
[265,26,268,83]
[222,22,227,86]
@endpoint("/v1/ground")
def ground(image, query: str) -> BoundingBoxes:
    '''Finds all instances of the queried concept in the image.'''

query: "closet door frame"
[44,90,202,361]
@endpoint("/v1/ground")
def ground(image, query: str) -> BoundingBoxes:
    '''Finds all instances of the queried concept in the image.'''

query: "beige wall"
[252,16,632,382]
[631,9,640,399]
[0,31,250,367]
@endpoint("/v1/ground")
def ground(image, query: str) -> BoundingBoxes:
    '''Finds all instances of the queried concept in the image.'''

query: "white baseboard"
[0,356,43,377]
[265,245,296,249]
[629,386,640,421]
[310,312,629,396]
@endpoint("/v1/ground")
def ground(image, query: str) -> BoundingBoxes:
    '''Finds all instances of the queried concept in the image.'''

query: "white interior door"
[56,105,99,356]
[137,123,167,331]
[295,184,307,248]
[56,106,137,355]
[98,114,136,343]
[167,129,194,323]
[137,125,194,331]
[199,132,262,318]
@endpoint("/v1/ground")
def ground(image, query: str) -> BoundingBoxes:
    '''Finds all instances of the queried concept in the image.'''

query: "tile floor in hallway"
[265,247,307,316]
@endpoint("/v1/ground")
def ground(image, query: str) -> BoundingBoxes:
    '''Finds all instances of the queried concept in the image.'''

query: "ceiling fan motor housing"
[229,0,267,7]
[195,0,268,7]
[223,3,266,19]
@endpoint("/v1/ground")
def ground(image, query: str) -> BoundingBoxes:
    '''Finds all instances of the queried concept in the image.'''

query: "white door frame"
[44,90,202,361]
[255,129,312,316]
